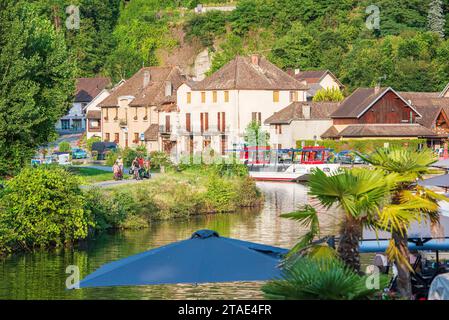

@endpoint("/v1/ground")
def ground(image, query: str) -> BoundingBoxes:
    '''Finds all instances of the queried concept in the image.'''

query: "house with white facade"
[174,55,308,157]
[264,102,340,149]
[288,69,344,101]
[84,80,125,139]
[56,77,110,134]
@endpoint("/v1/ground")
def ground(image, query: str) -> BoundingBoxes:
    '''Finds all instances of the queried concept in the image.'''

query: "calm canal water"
[0,182,339,300]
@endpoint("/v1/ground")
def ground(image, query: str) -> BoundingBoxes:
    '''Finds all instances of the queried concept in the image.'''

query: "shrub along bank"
[0,164,262,255]
[297,139,427,153]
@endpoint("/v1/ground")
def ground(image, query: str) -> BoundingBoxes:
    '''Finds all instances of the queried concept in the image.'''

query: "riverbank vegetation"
[0,164,262,256]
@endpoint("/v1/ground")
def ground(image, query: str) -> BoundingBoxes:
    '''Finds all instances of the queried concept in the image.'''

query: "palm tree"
[361,147,444,299]
[283,168,391,273]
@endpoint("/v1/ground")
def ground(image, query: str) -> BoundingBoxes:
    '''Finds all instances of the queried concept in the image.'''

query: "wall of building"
[319,74,340,90]
[86,90,110,139]
[333,91,418,125]
[55,102,86,132]
[175,84,306,154]
[269,120,334,149]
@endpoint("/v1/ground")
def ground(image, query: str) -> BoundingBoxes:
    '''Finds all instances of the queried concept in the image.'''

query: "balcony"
[177,125,231,136]
[159,125,172,134]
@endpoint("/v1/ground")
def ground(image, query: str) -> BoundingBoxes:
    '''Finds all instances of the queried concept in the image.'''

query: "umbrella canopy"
[431,159,449,169]
[78,230,288,288]
[419,174,449,188]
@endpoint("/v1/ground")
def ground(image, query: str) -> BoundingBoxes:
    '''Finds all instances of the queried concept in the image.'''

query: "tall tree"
[428,0,446,38]
[0,1,75,177]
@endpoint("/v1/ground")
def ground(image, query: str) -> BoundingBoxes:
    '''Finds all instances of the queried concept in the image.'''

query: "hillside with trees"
[36,0,449,92]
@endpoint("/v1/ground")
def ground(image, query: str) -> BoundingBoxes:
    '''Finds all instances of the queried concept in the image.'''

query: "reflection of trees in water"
[1,182,344,299]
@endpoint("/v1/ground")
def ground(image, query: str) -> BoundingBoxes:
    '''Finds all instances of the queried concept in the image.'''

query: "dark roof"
[331,124,436,138]
[399,92,449,129]
[86,111,101,119]
[192,55,308,91]
[100,67,187,108]
[321,125,340,139]
[265,102,339,124]
[75,77,111,103]
[144,124,159,141]
[290,70,344,88]
[331,87,421,119]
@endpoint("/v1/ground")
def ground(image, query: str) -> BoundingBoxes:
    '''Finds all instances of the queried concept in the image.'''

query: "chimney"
[165,81,173,97]
[302,104,311,119]
[294,68,300,75]
[251,54,260,66]
[143,70,150,87]
[374,84,380,94]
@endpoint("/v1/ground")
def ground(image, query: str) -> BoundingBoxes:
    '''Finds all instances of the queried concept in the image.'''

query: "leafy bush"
[313,87,345,102]
[105,149,119,166]
[297,139,428,154]
[86,136,101,152]
[84,188,138,230]
[0,167,91,254]
[262,257,387,300]
[149,151,173,169]
[58,141,71,153]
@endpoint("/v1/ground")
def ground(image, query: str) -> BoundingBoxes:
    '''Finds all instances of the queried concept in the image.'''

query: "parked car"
[72,148,88,159]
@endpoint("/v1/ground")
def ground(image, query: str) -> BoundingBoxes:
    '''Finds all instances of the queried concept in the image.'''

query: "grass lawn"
[68,167,129,184]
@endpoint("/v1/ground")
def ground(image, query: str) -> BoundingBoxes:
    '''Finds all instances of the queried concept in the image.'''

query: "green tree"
[428,0,446,38]
[0,166,91,254]
[0,1,76,177]
[313,87,345,102]
[58,141,71,153]
[361,147,445,299]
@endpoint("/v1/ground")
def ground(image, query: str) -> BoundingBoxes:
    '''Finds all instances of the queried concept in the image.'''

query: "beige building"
[289,69,344,101]
[99,66,187,152]
[265,102,340,149]
[174,55,308,157]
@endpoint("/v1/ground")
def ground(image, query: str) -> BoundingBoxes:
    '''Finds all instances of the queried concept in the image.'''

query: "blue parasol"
[78,230,288,288]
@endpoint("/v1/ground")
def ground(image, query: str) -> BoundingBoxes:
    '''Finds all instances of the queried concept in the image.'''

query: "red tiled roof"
[265,102,339,124]
[192,55,308,91]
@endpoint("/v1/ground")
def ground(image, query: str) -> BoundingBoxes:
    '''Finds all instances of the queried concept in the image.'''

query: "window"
[252,112,262,125]
[187,92,191,104]
[224,91,229,103]
[186,113,191,132]
[104,108,109,121]
[143,107,148,121]
[273,91,280,103]
[114,108,118,120]
[89,119,99,129]
[218,112,226,132]
[275,124,282,134]
[114,133,119,144]
[201,92,206,103]
[165,115,171,133]
[213,91,217,103]
[105,133,110,142]
[200,112,208,133]
[134,107,138,120]
[289,91,298,102]
[72,119,82,130]
[134,133,139,144]
[221,135,227,155]
[61,119,70,130]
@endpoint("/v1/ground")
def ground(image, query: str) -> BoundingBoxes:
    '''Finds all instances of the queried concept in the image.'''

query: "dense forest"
[36,0,449,92]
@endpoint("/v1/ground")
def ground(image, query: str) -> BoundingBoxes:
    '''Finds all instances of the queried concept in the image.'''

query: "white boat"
[247,147,340,182]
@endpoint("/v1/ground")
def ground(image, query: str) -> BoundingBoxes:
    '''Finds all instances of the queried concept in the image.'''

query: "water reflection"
[0,182,334,300]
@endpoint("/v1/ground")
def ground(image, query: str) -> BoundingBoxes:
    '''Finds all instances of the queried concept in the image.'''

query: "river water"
[0,182,340,300]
